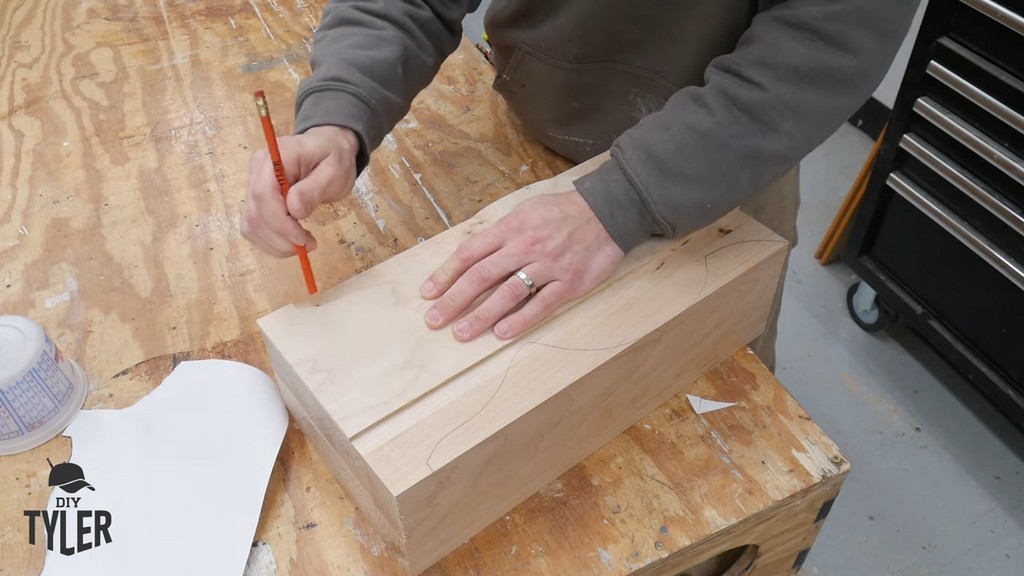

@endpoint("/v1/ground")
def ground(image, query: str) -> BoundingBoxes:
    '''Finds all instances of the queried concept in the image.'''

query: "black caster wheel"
[847,281,895,333]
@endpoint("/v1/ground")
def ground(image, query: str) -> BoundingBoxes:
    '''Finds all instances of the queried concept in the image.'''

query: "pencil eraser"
[255,89,266,99]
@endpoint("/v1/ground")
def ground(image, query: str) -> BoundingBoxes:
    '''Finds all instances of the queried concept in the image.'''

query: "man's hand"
[242,125,360,257]
[421,188,625,341]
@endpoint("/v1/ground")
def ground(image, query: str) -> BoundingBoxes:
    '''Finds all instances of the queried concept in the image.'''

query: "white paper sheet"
[39,360,288,576]
[686,394,738,415]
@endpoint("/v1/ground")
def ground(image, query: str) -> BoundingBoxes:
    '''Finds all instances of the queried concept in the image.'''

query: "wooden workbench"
[0,1,849,574]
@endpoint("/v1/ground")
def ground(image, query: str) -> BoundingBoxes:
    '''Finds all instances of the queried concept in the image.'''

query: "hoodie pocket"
[493,43,682,162]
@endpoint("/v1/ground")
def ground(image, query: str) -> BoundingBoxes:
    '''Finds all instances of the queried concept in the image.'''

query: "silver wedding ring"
[514,269,538,296]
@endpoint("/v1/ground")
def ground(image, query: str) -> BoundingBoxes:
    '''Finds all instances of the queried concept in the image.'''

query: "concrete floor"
[463,6,1023,573]
[783,125,1023,575]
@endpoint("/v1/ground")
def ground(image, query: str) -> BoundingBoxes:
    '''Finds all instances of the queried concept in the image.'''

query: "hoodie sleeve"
[574,0,919,252]
[294,0,482,172]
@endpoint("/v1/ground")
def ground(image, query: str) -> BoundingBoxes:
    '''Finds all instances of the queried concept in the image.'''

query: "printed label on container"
[0,337,76,440]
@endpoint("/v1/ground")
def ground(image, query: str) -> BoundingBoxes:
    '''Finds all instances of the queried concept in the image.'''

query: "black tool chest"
[844,0,1024,429]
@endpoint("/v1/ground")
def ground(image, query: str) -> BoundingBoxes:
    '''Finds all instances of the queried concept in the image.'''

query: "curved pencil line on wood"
[698,239,788,297]
[424,336,647,471]
[422,236,785,470]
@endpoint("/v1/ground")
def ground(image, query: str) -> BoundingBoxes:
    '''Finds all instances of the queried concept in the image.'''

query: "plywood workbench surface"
[0,1,848,574]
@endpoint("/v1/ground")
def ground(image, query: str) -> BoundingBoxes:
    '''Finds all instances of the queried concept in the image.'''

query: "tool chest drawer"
[896,133,1024,266]
[846,0,1024,428]
[867,182,1024,388]
[950,0,1024,79]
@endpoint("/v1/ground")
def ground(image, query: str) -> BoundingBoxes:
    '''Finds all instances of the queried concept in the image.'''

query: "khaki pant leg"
[738,166,801,372]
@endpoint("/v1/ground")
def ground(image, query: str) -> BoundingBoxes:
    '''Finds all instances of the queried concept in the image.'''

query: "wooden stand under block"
[259,157,789,574]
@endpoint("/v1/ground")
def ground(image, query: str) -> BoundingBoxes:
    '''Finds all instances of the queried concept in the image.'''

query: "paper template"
[687,394,738,415]
[39,360,288,576]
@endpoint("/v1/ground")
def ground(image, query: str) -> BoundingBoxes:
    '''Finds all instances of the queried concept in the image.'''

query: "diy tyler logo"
[24,459,113,555]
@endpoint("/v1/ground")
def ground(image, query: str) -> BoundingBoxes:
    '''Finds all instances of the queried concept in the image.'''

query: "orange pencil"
[254,90,318,295]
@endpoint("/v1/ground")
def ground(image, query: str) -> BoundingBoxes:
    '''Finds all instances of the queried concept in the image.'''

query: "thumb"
[286,160,352,219]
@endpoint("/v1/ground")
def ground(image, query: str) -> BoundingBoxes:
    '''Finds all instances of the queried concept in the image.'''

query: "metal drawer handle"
[961,0,1024,37]
[900,133,1024,237]
[913,97,1024,187]
[887,172,1024,291]
[926,61,1024,136]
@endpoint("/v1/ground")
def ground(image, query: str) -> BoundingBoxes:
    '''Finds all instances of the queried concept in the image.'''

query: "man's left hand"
[420,189,624,341]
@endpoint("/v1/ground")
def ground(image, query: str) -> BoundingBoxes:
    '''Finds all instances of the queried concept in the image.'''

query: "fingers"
[242,127,359,258]
[424,247,525,331]
[286,165,330,220]
[448,265,542,341]
[421,231,504,300]
[242,203,316,258]
[493,281,572,339]
[247,151,310,246]
[242,151,315,258]
[247,224,296,258]
[287,147,355,219]
[420,188,625,342]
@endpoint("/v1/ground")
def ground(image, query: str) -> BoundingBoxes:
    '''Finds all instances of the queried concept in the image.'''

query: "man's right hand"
[242,125,360,257]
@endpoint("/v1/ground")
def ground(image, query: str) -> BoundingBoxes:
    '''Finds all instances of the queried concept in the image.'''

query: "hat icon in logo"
[47,458,95,494]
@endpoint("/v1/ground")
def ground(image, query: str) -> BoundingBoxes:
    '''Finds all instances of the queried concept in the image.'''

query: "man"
[242,0,917,369]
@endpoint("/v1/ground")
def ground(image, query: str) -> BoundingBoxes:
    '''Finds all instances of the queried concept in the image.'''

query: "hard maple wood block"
[258,158,788,574]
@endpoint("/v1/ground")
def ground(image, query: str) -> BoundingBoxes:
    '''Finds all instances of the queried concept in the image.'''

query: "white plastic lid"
[0,315,88,455]
[0,315,46,383]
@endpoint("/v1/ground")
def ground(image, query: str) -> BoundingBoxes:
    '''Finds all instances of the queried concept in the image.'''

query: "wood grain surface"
[262,200,788,572]
[259,154,614,440]
[0,2,846,575]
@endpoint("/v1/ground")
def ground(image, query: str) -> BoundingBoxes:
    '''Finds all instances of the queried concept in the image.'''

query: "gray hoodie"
[294,0,917,251]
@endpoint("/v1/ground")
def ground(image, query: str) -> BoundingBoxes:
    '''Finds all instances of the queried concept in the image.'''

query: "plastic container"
[0,315,89,455]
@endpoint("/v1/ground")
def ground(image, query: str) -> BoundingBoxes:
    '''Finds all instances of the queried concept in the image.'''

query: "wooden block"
[258,160,788,574]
